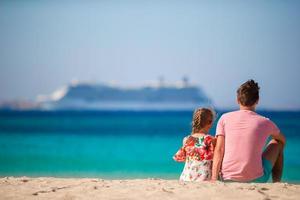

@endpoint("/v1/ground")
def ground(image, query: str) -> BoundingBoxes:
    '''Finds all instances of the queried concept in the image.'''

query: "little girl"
[173,108,215,181]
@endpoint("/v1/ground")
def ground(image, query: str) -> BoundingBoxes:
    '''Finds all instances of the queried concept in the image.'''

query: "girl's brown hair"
[192,108,214,133]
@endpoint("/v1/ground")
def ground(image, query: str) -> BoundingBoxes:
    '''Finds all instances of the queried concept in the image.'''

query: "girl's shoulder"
[203,134,216,146]
[182,134,215,146]
[204,134,215,140]
[182,135,192,145]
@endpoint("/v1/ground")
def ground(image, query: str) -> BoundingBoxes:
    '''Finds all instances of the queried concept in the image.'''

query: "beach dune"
[0,177,299,200]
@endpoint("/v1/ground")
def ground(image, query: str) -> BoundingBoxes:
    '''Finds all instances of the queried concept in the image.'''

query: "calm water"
[0,110,299,183]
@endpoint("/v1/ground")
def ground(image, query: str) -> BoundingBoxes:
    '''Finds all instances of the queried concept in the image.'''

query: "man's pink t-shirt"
[216,110,280,182]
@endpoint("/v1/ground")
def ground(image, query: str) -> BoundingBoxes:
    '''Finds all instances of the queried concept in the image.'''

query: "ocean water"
[0,110,299,183]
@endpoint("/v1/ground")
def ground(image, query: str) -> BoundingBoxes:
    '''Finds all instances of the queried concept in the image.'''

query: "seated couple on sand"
[173,79,286,183]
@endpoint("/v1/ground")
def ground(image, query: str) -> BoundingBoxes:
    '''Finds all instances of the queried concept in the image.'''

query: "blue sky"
[0,0,300,109]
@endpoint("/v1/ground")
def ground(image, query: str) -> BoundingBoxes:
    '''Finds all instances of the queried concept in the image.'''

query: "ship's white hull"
[42,99,211,111]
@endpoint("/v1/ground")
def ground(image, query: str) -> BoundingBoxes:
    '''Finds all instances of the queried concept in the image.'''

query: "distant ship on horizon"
[37,77,213,111]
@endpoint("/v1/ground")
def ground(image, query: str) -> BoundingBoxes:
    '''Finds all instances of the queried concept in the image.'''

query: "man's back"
[216,110,280,181]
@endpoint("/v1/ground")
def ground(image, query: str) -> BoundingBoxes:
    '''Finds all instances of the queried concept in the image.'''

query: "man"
[212,80,285,182]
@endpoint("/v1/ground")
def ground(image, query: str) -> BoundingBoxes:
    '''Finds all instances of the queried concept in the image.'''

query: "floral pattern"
[173,135,214,181]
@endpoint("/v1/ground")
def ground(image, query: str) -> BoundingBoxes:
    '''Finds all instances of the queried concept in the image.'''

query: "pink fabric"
[216,110,280,181]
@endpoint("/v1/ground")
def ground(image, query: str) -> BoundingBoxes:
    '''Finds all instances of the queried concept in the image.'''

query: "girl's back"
[174,134,214,181]
[173,107,216,181]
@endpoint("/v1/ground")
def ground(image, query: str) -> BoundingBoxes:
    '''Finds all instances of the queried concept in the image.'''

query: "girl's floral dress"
[173,135,214,181]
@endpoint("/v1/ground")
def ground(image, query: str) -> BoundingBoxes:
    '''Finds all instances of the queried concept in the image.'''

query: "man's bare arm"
[211,135,225,181]
[271,132,286,146]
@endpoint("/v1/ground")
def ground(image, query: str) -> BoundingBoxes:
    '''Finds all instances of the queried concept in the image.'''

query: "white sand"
[0,177,299,200]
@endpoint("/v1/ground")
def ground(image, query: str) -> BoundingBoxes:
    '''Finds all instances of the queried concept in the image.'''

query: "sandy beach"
[0,177,299,200]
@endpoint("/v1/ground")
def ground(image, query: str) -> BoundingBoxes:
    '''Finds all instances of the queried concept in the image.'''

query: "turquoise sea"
[0,110,299,183]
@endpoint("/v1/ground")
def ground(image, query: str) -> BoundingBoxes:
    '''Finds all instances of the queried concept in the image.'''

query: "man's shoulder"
[219,110,240,119]
[221,110,269,119]
[254,113,274,124]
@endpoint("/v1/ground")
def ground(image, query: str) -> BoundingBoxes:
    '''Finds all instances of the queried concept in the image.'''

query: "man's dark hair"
[237,79,260,107]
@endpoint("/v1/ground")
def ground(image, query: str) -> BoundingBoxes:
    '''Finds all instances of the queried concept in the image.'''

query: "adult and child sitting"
[173,79,286,183]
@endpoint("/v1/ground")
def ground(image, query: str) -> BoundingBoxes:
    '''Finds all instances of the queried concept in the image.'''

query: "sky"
[0,0,300,110]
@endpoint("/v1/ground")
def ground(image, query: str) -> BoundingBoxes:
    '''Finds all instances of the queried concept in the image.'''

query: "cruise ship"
[38,78,212,111]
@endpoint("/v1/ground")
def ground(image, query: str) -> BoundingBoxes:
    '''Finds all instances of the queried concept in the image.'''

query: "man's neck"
[239,105,256,112]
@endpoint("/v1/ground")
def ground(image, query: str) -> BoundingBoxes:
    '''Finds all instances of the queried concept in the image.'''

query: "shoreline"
[1,177,300,200]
